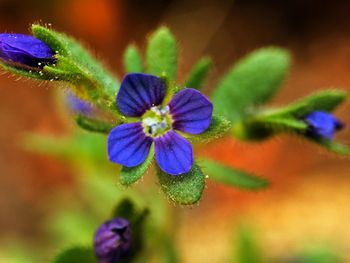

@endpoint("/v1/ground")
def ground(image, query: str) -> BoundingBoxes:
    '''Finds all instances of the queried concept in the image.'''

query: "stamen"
[142,106,172,137]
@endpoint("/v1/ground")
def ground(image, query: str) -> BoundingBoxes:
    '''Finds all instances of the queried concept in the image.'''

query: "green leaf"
[185,57,212,89]
[32,24,120,102]
[31,24,69,56]
[258,116,308,132]
[0,61,49,80]
[310,138,349,155]
[21,132,107,163]
[233,89,347,142]
[120,146,155,186]
[184,115,231,143]
[201,159,269,190]
[212,47,291,123]
[296,248,341,263]
[112,198,137,219]
[146,27,177,80]
[270,90,347,117]
[76,115,116,134]
[234,226,264,263]
[157,163,205,205]
[52,247,96,263]
[124,45,144,73]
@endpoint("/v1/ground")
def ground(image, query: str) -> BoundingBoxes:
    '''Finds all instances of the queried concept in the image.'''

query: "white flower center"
[142,106,172,137]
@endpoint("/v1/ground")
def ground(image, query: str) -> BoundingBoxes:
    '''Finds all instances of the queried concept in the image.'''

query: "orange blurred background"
[0,0,350,262]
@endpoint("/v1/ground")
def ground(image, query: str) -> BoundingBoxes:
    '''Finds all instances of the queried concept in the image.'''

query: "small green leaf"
[295,247,342,263]
[201,159,269,190]
[76,115,116,134]
[32,24,120,101]
[0,61,49,80]
[31,24,69,56]
[146,27,177,80]
[212,47,291,123]
[272,90,347,117]
[112,198,137,219]
[234,226,264,263]
[52,247,96,263]
[185,57,212,89]
[43,55,87,83]
[258,116,308,132]
[157,163,205,205]
[310,138,349,155]
[120,146,155,186]
[124,45,144,73]
[185,115,231,143]
[22,132,107,163]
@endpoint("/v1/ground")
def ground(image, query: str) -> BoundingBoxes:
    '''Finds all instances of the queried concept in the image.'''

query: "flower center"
[142,105,172,137]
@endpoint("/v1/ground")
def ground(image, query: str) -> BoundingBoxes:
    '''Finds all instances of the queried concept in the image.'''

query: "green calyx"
[141,105,173,137]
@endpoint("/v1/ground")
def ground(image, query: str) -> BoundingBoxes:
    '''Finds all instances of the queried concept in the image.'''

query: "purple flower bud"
[0,33,55,69]
[94,217,132,263]
[304,111,344,140]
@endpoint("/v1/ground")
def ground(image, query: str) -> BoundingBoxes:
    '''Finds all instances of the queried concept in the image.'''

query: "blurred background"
[0,0,350,262]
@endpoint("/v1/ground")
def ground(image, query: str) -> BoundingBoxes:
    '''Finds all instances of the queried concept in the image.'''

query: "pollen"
[142,105,172,137]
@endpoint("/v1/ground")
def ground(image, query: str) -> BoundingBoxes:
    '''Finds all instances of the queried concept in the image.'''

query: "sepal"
[156,163,205,205]
[184,115,231,143]
[119,146,155,186]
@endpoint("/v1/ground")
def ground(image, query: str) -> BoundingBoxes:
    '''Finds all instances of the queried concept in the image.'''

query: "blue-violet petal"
[0,33,55,67]
[117,73,166,117]
[304,111,344,140]
[108,122,153,167]
[94,217,132,263]
[169,88,213,134]
[154,130,193,175]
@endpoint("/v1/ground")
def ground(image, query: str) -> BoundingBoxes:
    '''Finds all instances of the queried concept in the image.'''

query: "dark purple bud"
[304,111,344,140]
[94,217,132,263]
[0,33,55,69]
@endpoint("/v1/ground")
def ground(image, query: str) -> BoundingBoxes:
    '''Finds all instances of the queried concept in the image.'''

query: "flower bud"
[304,111,344,140]
[94,217,132,263]
[0,33,55,69]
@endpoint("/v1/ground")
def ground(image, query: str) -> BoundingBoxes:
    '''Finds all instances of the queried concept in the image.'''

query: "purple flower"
[94,217,132,263]
[107,73,213,175]
[304,111,344,140]
[65,91,94,116]
[0,33,55,68]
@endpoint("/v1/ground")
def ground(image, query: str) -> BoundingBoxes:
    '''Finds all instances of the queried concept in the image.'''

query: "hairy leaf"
[310,138,349,155]
[146,27,177,80]
[258,116,308,132]
[157,163,205,205]
[273,90,347,117]
[202,159,269,189]
[234,226,264,263]
[75,115,116,134]
[185,115,231,143]
[52,247,96,263]
[212,47,291,123]
[120,146,155,186]
[124,45,144,73]
[185,57,212,89]
[32,24,120,100]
